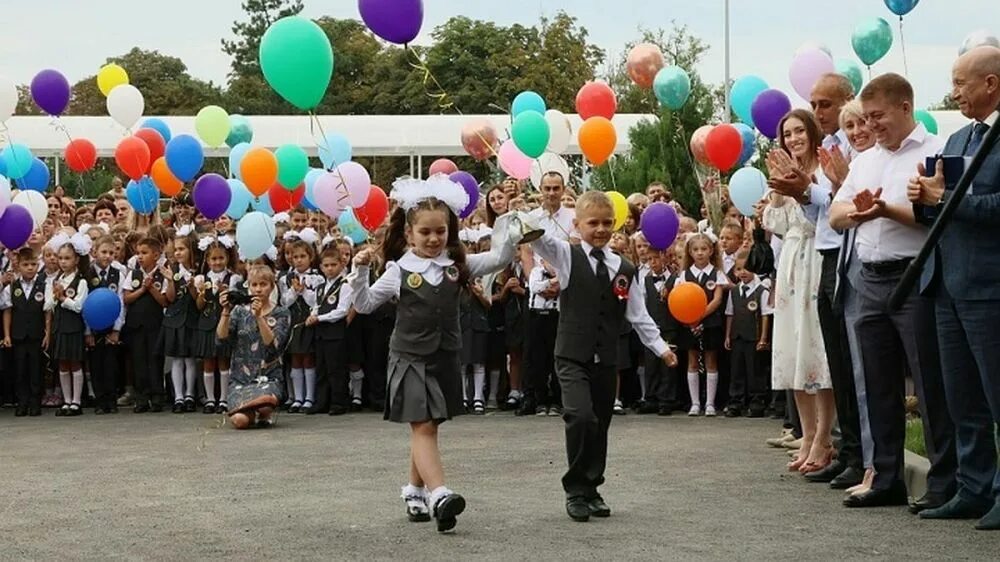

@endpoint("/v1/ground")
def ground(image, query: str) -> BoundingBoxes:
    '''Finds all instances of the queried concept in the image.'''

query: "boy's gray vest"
[644,272,678,340]
[730,283,765,342]
[10,273,47,340]
[315,277,346,341]
[390,266,461,354]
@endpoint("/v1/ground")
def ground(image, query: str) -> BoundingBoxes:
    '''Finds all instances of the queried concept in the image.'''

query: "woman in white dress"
[762,109,834,475]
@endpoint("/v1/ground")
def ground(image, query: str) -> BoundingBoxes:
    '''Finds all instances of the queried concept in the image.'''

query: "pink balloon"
[429,158,458,176]
[313,172,349,218]
[498,140,532,180]
[334,161,372,208]
[789,48,836,101]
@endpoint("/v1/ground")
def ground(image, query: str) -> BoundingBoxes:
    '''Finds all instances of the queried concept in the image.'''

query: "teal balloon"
[653,66,692,111]
[511,111,550,159]
[915,109,938,135]
[729,168,768,217]
[884,0,919,17]
[229,142,251,180]
[338,207,368,244]
[2,144,34,180]
[275,144,308,190]
[259,16,334,111]
[226,178,253,220]
[730,75,769,127]
[225,115,253,148]
[236,212,277,260]
[511,91,546,117]
[318,132,352,170]
[852,17,893,67]
[835,59,864,95]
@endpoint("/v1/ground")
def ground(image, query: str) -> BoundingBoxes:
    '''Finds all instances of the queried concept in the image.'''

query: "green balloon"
[835,59,864,95]
[259,16,334,111]
[852,17,893,67]
[275,144,309,190]
[512,111,550,159]
[914,109,939,135]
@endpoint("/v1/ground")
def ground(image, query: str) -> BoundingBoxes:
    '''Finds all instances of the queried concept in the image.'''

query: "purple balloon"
[448,171,480,219]
[0,204,34,249]
[193,173,233,221]
[640,202,679,251]
[359,0,424,45]
[750,89,792,140]
[30,69,71,116]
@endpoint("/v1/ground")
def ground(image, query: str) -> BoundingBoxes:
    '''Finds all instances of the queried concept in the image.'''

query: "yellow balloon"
[97,64,129,97]
[195,105,231,147]
[607,191,629,231]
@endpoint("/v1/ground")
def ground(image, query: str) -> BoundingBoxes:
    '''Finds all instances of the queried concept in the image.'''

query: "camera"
[227,289,253,306]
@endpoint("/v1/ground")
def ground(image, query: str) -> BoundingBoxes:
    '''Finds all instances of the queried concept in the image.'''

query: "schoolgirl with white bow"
[279,228,323,413]
[44,232,92,417]
[163,229,201,413]
[192,235,240,414]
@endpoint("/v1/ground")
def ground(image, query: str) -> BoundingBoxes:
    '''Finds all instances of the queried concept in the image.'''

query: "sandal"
[472,399,485,415]
[289,401,302,414]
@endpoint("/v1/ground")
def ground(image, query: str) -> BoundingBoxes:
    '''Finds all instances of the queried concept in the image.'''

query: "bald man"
[908,46,1000,530]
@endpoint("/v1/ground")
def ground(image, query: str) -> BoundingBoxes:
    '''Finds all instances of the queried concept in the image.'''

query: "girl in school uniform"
[349,176,514,533]
[192,236,240,414]
[45,233,92,417]
[278,228,322,413]
[164,230,200,413]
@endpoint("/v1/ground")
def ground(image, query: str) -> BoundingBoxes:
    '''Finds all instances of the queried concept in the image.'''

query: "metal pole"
[723,0,731,123]
[54,154,61,187]
[417,155,423,180]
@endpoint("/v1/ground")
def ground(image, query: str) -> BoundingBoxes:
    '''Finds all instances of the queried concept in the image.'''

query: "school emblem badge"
[613,274,629,301]
[327,294,337,305]
[14,288,22,298]
[34,292,44,302]
[266,316,277,328]
[66,288,76,299]
[109,283,117,292]
[153,282,162,291]
[407,272,423,289]
[131,279,140,289]
[174,273,182,282]
[91,277,99,287]
[747,301,758,312]
[444,266,459,282]
[706,280,717,291]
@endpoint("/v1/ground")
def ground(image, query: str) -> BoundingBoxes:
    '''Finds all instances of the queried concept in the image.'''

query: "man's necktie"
[967,122,989,156]
[590,248,608,284]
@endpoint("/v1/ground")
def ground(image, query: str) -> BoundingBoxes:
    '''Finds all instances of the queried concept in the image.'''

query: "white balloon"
[530,153,571,189]
[106,84,145,130]
[0,77,16,123]
[795,41,832,59]
[12,190,47,228]
[544,109,572,154]
[960,30,1000,56]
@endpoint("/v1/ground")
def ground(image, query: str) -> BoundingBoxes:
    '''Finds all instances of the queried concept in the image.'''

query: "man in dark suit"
[908,45,1000,531]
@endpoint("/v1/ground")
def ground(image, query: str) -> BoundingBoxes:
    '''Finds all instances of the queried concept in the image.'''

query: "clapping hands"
[848,188,886,224]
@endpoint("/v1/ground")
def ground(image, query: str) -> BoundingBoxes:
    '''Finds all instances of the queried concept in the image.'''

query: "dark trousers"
[854,268,956,493]
[316,337,349,411]
[525,310,560,406]
[643,349,676,406]
[728,339,766,407]
[127,325,164,406]
[13,337,42,408]
[935,289,1000,504]
[89,337,119,410]
[363,314,393,409]
[556,355,616,499]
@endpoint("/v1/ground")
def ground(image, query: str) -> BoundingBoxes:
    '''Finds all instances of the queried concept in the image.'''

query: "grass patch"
[905,417,927,457]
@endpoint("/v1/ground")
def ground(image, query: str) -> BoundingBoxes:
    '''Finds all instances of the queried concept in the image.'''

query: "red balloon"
[428,158,458,176]
[355,185,389,231]
[134,128,166,171]
[575,81,617,120]
[64,138,97,173]
[268,182,305,213]
[114,136,151,181]
[704,124,743,172]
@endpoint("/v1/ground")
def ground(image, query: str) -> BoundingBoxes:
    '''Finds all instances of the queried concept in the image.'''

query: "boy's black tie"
[590,248,608,284]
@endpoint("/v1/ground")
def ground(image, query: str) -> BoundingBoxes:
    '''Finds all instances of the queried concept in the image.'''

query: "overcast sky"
[2,0,998,109]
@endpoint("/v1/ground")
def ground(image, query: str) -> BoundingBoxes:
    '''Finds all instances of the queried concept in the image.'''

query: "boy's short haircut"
[735,249,751,261]
[320,246,344,263]
[94,235,116,250]
[137,237,163,253]
[16,247,38,262]
[575,191,613,213]
[721,220,744,236]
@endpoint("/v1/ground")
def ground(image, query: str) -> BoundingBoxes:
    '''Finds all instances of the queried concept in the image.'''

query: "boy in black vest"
[529,190,678,522]
[123,238,172,413]
[86,236,126,414]
[306,247,353,415]
[636,249,680,415]
[1,248,47,416]
[723,251,772,418]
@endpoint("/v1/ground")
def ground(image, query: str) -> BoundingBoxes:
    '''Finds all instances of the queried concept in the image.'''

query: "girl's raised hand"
[353,249,373,267]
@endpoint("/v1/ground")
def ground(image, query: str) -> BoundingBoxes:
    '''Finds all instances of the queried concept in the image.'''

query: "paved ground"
[1,408,997,561]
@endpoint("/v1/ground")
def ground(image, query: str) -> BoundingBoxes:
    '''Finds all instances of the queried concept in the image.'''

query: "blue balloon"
[733,123,757,167]
[318,133,352,170]
[884,0,918,16]
[250,192,273,216]
[511,91,546,117]
[82,288,122,332]
[303,168,323,211]
[17,158,50,192]
[236,212,276,260]
[729,167,768,217]
[227,179,253,220]
[126,176,159,214]
[0,149,7,177]
[338,207,368,244]
[2,144,34,180]
[141,118,172,143]
[164,134,204,182]
[730,75,769,127]
[229,142,251,180]
[225,114,254,148]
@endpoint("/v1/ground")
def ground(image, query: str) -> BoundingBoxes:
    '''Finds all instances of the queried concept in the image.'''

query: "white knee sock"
[687,371,700,407]
[304,367,317,403]
[488,370,500,402]
[349,368,364,399]
[291,368,305,403]
[59,371,71,404]
[184,358,197,398]
[72,370,84,405]
[706,371,719,409]
[218,370,230,404]
[204,370,217,403]
[473,364,485,402]
[169,357,184,402]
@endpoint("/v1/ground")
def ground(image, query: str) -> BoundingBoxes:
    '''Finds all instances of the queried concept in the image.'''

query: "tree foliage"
[222,0,304,79]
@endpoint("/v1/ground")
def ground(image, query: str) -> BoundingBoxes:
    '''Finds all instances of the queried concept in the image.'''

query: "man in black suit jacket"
[909,45,1000,531]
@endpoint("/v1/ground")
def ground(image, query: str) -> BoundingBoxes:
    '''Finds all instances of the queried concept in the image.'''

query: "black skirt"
[461,329,489,365]
[190,329,232,360]
[678,325,725,352]
[53,332,85,362]
[162,325,192,357]
[385,349,463,423]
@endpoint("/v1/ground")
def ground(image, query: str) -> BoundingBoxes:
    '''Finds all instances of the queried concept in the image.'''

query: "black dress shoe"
[830,466,865,490]
[566,498,591,522]
[804,460,846,483]
[133,403,150,414]
[14,407,27,417]
[28,407,42,416]
[637,402,659,415]
[587,496,611,517]
[149,403,164,413]
[919,495,991,519]
[908,492,950,514]
[657,405,672,416]
[843,482,908,508]
[329,405,348,416]
[433,493,465,533]
[515,399,537,417]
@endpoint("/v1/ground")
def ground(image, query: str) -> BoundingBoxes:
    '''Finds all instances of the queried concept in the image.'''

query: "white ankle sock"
[687,371,700,407]
[428,486,453,511]
[184,358,197,397]
[71,370,84,405]
[706,371,719,409]
[401,483,427,499]
[304,368,317,403]
[218,370,230,403]
[473,364,485,402]
[204,371,217,403]
[59,371,71,404]
[488,370,500,402]
[169,357,184,402]
[349,369,364,399]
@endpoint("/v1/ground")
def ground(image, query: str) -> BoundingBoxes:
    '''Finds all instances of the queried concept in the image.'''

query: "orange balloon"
[150,156,183,197]
[578,116,617,166]
[240,147,278,197]
[668,282,708,325]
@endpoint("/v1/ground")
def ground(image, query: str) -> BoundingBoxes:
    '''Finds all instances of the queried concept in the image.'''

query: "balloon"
[0,204,33,248]
[164,135,204,182]
[193,174,232,220]
[195,105,231,147]
[627,43,665,90]
[511,91,546,117]
[607,191,628,231]
[795,41,833,58]
[730,75,769,127]
[578,117,617,166]
[114,136,151,181]
[318,132,352,169]
[653,66,692,110]
[729,168,768,216]
[461,119,499,161]
[150,157,183,197]
[82,288,122,331]
[733,123,757,167]
[125,177,159,215]
[640,202,680,251]
[789,48,836,101]
[227,179,253,220]
[852,17,893,67]
[141,118,172,143]
[836,59,865,95]
[530,153,571,189]
[96,64,129,97]
[0,176,10,216]
[18,158,49,192]
[544,110,572,154]
[498,141,533,180]
[668,282,708,325]
[334,162,372,208]
[134,128,166,168]
[914,109,938,135]
[705,124,743,172]
[689,125,714,166]
[259,16,334,111]
[250,192,274,216]
[13,190,48,227]
[240,148,278,197]
[2,144,34,180]
[304,168,324,210]
[428,159,458,176]
[751,89,792,140]
[884,0,919,16]
[511,111,550,159]
[338,207,368,245]
[960,30,1000,56]
[65,139,97,173]
[106,84,144,129]
[275,144,308,190]
[575,81,617,120]
[449,171,480,219]
[313,172,349,217]
[356,186,389,231]
[0,77,17,123]
[267,182,305,213]
[229,142,251,180]
[236,212,276,260]
[358,0,423,45]
[225,114,253,148]
[30,69,70,116]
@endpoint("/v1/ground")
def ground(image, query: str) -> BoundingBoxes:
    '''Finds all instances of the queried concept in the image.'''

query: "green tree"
[222,0,304,79]
[929,93,958,111]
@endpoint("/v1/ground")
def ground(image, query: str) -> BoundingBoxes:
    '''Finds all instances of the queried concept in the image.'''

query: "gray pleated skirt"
[385,349,463,423]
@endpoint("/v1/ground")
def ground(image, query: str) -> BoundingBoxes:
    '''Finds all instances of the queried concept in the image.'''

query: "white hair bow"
[197,236,213,252]
[218,235,236,249]
[391,173,469,217]
[176,224,195,237]
[69,232,92,256]
[273,212,291,225]
[46,233,70,252]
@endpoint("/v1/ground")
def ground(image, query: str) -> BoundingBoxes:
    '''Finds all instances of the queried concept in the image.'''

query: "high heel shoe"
[799,446,835,474]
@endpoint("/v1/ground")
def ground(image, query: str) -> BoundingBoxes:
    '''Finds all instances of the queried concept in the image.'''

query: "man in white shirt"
[529,172,577,242]
[830,73,957,509]
[519,260,561,416]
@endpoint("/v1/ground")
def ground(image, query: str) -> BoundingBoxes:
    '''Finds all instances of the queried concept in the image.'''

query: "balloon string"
[898,16,909,78]
[308,111,351,210]
[607,157,618,191]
